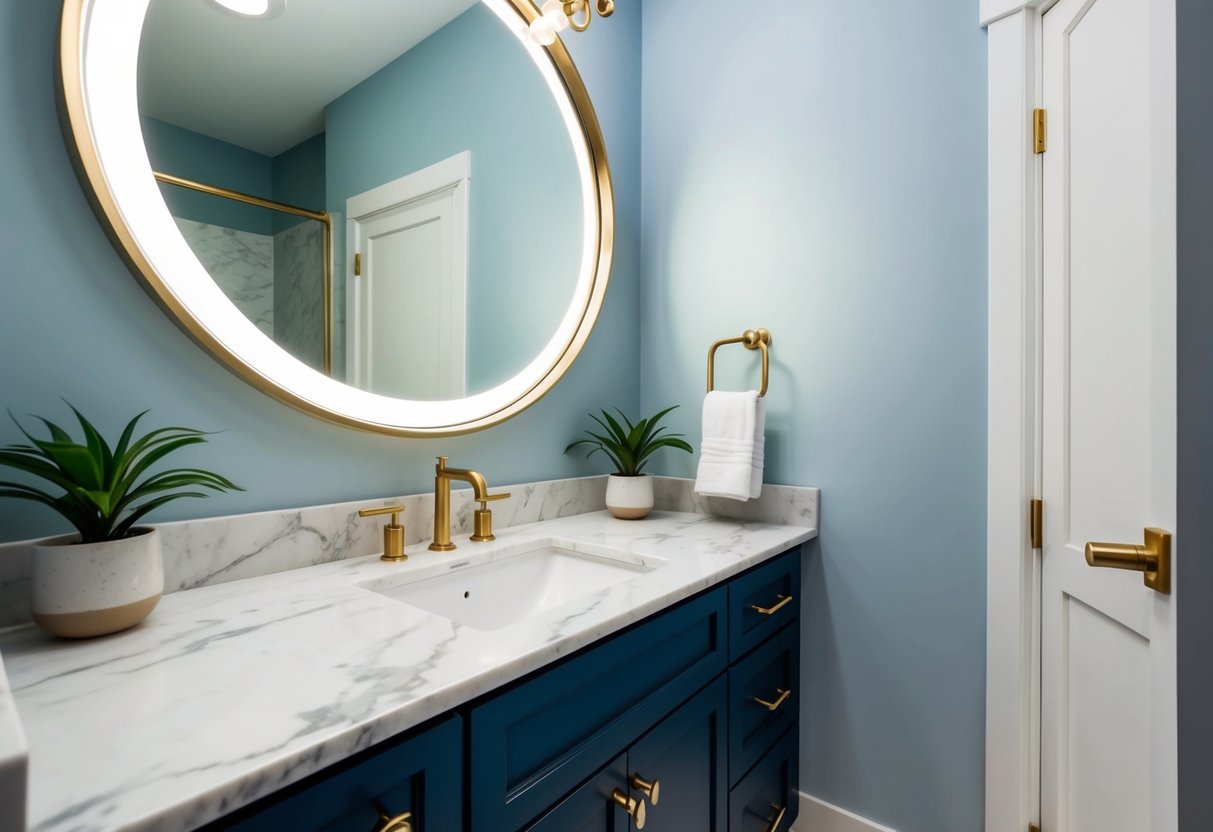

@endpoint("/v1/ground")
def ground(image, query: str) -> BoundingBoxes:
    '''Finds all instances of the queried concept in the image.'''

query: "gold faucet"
[429,456,510,551]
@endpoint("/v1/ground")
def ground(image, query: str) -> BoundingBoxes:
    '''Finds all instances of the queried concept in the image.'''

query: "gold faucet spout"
[429,457,508,551]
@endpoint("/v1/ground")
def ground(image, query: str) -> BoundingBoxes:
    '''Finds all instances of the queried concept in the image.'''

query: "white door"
[1039,0,1176,830]
[348,152,470,399]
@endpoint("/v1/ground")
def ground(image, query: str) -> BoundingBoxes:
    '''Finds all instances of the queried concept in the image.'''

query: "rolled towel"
[694,390,765,501]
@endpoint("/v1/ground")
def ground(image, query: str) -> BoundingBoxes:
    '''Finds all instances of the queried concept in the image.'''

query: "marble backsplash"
[273,220,325,372]
[0,476,818,628]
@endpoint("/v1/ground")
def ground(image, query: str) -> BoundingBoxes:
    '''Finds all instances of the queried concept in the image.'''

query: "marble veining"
[174,219,274,336]
[0,476,611,628]
[0,510,816,832]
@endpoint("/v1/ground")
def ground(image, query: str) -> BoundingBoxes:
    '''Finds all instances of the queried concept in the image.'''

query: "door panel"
[628,677,727,832]
[1040,0,1176,829]
[524,755,629,832]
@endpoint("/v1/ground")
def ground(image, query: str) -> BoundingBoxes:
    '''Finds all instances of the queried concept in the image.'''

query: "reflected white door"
[349,152,469,399]
[1039,0,1176,830]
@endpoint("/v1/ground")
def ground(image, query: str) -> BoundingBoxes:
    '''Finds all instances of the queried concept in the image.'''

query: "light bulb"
[528,17,558,45]
[540,0,570,31]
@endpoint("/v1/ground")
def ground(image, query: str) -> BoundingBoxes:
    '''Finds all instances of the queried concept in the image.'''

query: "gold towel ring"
[707,329,772,397]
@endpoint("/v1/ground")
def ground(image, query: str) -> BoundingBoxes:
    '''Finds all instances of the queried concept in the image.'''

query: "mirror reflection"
[138,0,583,400]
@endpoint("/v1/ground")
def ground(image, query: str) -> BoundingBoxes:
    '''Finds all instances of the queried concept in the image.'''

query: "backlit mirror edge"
[57,0,614,438]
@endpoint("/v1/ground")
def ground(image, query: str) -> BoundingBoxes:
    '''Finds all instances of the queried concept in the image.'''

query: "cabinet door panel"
[213,715,462,832]
[628,676,728,832]
[525,755,630,832]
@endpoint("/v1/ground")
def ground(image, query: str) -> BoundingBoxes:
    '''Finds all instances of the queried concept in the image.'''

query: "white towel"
[694,390,765,501]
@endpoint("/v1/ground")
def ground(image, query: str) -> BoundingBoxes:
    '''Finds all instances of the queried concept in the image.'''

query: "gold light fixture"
[529,0,615,45]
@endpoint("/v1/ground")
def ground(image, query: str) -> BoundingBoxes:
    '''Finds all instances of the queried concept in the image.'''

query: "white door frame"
[983,2,1177,831]
[983,6,1055,831]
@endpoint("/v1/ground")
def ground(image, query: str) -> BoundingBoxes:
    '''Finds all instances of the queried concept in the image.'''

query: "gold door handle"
[765,803,787,832]
[611,789,646,829]
[1085,527,1171,594]
[631,773,660,805]
[752,688,791,712]
[374,810,412,832]
[750,594,793,616]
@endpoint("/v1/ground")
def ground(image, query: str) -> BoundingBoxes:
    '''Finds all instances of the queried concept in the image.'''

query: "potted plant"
[0,404,241,638]
[565,406,693,520]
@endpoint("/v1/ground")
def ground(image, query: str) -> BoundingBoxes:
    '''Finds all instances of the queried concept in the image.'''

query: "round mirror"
[60,0,612,435]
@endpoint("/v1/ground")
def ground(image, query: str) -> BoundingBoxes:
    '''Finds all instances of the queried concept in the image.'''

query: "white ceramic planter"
[605,473,654,520]
[31,527,164,638]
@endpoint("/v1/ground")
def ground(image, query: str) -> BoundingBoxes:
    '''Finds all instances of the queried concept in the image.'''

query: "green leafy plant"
[0,404,242,543]
[565,405,693,476]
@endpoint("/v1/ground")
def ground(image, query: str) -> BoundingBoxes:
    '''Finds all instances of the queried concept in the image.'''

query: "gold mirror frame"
[57,0,613,437]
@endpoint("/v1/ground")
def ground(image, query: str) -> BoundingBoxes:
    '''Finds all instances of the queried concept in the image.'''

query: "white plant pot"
[605,473,654,520]
[31,527,164,639]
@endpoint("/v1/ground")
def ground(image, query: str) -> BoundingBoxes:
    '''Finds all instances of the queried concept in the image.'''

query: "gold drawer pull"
[631,772,661,805]
[750,594,792,616]
[375,809,412,832]
[765,803,787,832]
[752,688,791,712]
[611,789,647,829]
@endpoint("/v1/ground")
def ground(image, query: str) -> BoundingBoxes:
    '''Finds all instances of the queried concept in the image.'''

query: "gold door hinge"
[1033,108,1048,154]
[1030,499,1043,549]
[1030,824,1041,832]
[354,253,362,276]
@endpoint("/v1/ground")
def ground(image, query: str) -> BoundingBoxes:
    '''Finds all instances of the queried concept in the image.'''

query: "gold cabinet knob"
[359,505,408,562]
[1085,527,1171,594]
[374,809,412,832]
[631,772,660,805]
[611,789,646,829]
[752,688,792,712]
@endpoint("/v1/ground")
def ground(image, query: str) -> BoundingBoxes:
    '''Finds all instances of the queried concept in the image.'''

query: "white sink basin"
[359,539,665,631]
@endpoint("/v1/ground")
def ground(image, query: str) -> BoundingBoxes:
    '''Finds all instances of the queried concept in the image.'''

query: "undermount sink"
[359,539,666,631]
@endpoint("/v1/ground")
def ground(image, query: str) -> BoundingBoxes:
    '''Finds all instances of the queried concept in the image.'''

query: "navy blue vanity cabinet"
[470,588,729,831]
[727,728,798,832]
[209,715,462,832]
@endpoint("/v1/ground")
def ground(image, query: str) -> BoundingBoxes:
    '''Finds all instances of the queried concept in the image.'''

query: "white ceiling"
[138,0,481,157]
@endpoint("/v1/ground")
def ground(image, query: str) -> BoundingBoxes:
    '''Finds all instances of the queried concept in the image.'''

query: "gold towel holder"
[707,329,772,397]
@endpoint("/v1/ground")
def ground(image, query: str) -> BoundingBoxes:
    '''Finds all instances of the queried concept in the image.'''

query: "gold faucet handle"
[358,505,407,562]
[470,494,510,543]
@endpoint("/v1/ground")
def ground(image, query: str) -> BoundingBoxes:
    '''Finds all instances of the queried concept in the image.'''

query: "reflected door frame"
[982,1,1177,831]
[347,151,471,398]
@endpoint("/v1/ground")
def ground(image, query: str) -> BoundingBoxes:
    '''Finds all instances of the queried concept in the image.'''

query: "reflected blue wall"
[325,4,582,393]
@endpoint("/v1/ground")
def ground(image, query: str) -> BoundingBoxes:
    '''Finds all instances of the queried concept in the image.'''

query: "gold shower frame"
[154,172,334,375]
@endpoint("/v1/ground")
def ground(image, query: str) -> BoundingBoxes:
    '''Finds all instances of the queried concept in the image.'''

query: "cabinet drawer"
[728,623,799,786]
[728,549,801,660]
[471,587,728,832]
[728,728,799,832]
[211,715,462,832]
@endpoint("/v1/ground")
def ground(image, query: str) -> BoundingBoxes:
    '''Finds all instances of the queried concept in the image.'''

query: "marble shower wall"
[273,220,326,371]
[174,218,274,336]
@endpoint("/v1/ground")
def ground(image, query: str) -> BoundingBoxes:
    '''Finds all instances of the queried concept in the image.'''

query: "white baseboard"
[789,792,896,832]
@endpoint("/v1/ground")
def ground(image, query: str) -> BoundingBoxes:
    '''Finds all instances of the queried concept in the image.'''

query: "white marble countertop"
[0,510,815,832]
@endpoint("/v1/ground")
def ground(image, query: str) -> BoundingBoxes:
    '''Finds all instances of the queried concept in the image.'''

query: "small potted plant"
[0,404,241,638]
[565,405,693,520]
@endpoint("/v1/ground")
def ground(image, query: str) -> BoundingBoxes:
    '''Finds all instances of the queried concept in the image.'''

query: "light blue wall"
[325,3,582,393]
[638,2,987,830]
[271,132,326,234]
[141,116,275,235]
[0,0,640,542]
